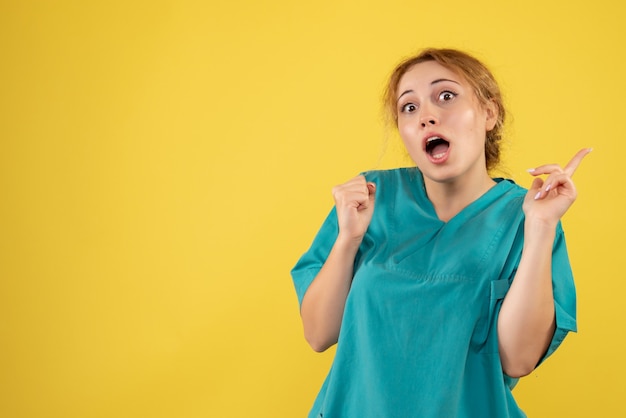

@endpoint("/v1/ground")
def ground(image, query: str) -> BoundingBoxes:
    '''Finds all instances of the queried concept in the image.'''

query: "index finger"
[564,148,593,177]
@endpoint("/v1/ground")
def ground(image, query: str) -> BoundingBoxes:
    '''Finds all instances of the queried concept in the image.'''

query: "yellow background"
[1,1,624,417]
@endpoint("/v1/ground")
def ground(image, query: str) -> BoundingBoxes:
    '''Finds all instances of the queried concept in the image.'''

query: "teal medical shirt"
[291,168,576,418]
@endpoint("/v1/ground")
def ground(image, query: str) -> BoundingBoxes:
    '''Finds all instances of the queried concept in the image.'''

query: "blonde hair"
[383,48,506,171]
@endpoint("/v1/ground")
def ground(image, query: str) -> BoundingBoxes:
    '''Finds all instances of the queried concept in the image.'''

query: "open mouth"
[425,136,450,159]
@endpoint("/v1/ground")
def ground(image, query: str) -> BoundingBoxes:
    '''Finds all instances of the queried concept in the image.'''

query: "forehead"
[397,61,464,93]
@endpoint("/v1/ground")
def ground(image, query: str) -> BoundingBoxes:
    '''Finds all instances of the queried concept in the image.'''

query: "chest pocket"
[473,278,511,354]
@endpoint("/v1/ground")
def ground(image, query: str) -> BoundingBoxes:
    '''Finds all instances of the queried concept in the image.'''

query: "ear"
[484,99,498,131]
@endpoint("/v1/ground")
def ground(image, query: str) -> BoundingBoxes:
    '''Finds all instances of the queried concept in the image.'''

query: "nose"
[420,118,437,128]
[419,102,439,128]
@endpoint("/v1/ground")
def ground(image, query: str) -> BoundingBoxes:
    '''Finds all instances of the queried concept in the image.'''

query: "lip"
[422,132,451,164]
[422,132,448,151]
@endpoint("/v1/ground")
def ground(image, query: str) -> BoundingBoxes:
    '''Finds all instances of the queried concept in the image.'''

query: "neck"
[423,172,496,222]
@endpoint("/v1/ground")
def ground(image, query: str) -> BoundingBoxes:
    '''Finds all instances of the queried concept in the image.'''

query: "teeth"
[427,136,441,143]
[432,152,446,159]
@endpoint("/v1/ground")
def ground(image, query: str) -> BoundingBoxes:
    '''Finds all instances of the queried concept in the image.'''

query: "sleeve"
[290,207,339,307]
[539,222,577,364]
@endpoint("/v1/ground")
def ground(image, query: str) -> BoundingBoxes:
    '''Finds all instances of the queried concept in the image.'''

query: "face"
[396,61,497,185]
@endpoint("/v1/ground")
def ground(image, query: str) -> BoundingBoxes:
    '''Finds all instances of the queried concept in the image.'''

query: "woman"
[291,48,590,417]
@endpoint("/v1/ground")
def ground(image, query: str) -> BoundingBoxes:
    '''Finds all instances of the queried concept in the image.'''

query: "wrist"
[524,212,558,229]
[335,232,363,253]
[524,215,557,242]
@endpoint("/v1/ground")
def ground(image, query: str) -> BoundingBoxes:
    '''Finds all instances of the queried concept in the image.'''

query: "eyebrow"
[396,78,461,102]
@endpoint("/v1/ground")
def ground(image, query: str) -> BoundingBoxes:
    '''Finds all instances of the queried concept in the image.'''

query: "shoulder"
[492,177,528,202]
[360,167,425,204]
[361,167,423,186]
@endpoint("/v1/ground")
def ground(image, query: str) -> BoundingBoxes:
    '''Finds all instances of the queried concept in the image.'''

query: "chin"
[420,167,463,185]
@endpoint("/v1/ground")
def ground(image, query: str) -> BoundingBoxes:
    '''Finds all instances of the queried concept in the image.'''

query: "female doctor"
[291,48,590,417]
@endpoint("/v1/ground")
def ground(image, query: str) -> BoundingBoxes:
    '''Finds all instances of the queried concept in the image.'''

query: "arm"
[300,235,360,352]
[497,148,591,377]
[300,175,376,352]
[497,217,557,377]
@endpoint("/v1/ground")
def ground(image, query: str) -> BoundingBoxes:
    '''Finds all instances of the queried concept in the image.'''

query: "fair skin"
[396,61,498,221]
[300,60,590,378]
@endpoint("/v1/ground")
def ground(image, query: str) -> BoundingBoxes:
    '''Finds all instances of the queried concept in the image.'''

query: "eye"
[438,91,457,102]
[400,103,417,113]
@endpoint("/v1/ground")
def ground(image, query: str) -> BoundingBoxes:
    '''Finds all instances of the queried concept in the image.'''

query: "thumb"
[367,182,376,206]
[529,177,544,192]
[367,182,376,200]
[527,177,545,201]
